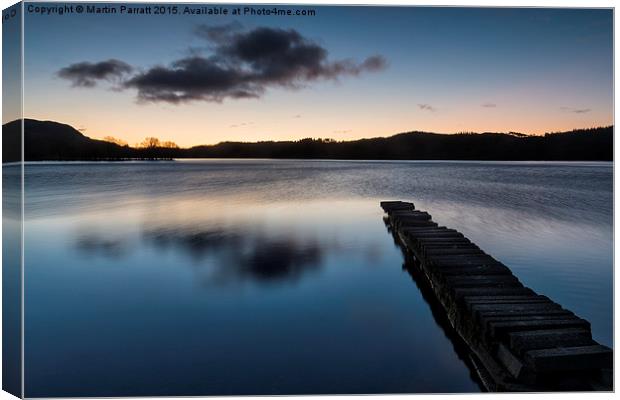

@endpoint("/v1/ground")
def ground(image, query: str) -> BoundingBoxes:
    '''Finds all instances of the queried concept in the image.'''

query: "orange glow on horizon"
[24,76,613,147]
[23,112,613,148]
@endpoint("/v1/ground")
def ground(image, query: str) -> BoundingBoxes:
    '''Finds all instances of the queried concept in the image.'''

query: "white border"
[0,1,616,400]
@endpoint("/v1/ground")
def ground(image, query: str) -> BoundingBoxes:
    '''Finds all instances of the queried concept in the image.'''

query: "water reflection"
[75,233,130,259]
[143,228,238,259]
[23,161,611,396]
[2,165,22,394]
[74,223,328,285]
[142,226,324,284]
[383,218,485,391]
[23,161,612,228]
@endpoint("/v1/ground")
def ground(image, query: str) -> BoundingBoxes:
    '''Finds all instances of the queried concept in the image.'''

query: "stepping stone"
[399,221,439,228]
[424,248,486,256]
[434,264,512,276]
[402,226,449,231]
[393,215,433,227]
[524,345,613,372]
[463,295,550,305]
[487,318,591,340]
[496,343,530,380]
[478,310,576,325]
[404,229,459,236]
[452,286,534,301]
[416,241,473,249]
[405,227,457,232]
[380,201,414,212]
[471,302,561,314]
[507,328,594,356]
[444,275,521,289]
[464,297,554,313]
[390,210,430,217]
[420,245,482,255]
[420,243,479,249]
[416,237,471,243]
[428,256,503,268]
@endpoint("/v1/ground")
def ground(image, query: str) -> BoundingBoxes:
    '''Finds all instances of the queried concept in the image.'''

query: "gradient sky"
[23,4,613,147]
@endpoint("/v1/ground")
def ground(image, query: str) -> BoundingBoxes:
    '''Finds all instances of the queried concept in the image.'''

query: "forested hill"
[2,119,613,162]
[185,127,612,161]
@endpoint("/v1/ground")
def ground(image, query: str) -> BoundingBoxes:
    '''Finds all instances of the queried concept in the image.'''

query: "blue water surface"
[23,160,613,396]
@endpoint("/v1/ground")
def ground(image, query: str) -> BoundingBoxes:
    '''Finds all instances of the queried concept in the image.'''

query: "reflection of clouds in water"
[218,236,322,284]
[74,223,339,286]
[75,234,130,259]
[142,226,324,286]
[143,228,237,259]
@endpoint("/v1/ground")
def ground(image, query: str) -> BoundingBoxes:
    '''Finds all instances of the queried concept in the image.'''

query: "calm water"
[22,160,613,397]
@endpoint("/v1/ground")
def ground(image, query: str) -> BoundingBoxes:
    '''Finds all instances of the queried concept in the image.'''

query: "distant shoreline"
[5,159,614,165]
[2,119,614,163]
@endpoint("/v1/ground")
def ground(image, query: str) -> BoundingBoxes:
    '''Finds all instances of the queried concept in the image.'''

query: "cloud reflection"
[75,234,130,259]
[143,226,323,285]
[75,224,328,286]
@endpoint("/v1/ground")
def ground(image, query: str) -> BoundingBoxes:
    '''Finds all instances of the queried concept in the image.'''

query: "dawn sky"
[23,4,612,147]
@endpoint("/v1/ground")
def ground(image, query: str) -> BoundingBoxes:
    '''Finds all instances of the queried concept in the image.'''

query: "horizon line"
[6,117,615,149]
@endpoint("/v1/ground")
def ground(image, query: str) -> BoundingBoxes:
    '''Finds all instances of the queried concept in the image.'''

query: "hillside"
[2,119,613,162]
[3,119,134,162]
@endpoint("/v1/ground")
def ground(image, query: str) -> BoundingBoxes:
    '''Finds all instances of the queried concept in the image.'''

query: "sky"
[22,4,613,147]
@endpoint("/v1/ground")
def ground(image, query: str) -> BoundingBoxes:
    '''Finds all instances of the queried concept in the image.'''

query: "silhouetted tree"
[160,141,179,149]
[103,136,128,146]
[138,137,161,149]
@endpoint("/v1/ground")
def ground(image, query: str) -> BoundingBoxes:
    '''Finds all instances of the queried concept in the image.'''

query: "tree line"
[2,119,613,162]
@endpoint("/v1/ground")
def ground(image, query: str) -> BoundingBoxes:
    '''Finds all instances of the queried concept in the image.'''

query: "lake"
[20,160,613,396]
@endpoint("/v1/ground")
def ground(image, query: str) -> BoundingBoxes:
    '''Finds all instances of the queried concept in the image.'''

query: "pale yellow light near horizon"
[25,107,612,149]
[27,113,611,148]
[24,76,612,147]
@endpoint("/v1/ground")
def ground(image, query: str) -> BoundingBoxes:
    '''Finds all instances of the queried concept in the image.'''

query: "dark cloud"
[126,26,387,103]
[481,102,497,108]
[124,57,258,103]
[57,59,133,87]
[417,103,436,112]
[59,24,387,104]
